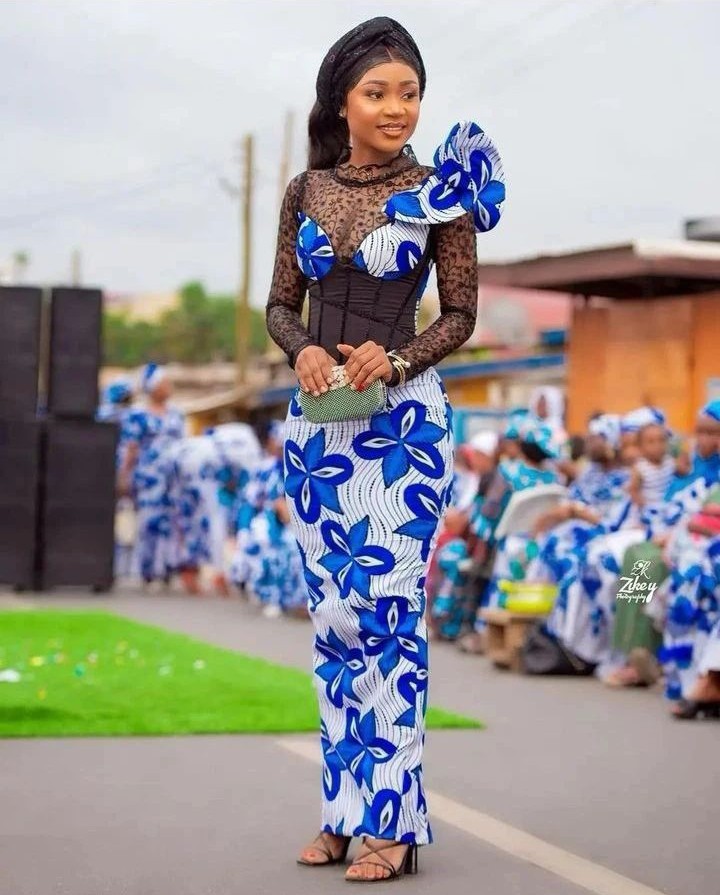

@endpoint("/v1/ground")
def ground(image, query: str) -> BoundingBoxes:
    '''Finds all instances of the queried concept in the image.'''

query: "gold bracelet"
[387,351,410,387]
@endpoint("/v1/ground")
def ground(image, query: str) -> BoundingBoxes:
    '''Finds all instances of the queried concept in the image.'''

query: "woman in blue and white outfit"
[98,378,136,577]
[658,399,720,716]
[266,17,504,882]
[119,364,184,585]
[170,423,262,595]
[230,420,285,593]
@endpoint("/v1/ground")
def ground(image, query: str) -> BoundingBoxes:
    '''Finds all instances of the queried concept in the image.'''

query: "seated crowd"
[429,387,720,721]
[102,368,720,721]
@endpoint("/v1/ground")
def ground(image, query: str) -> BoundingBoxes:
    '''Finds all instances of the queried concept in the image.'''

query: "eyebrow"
[361,79,419,87]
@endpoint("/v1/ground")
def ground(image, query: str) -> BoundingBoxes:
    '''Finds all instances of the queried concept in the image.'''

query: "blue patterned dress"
[170,424,262,573]
[121,406,185,582]
[230,453,285,589]
[658,478,720,699]
[268,122,505,844]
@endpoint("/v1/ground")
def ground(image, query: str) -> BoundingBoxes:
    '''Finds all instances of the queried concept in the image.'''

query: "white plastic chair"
[494,484,569,540]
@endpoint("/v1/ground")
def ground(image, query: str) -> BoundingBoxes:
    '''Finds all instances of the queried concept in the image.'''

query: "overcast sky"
[2,0,718,304]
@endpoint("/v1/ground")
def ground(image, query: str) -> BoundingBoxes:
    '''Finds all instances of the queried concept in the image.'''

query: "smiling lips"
[378,124,406,136]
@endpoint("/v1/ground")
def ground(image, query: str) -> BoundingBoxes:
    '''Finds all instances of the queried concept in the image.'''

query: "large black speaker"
[48,287,102,418]
[0,286,42,418]
[40,419,117,590]
[0,419,42,589]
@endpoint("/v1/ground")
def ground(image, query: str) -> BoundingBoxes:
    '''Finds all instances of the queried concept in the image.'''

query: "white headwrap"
[468,431,499,457]
[139,363,167,395]
[588,414,621,449]
[528,386,565,429]
[620,406,666,434]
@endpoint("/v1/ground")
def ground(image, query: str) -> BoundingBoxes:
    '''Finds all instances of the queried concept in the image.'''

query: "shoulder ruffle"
[384,121,505,232]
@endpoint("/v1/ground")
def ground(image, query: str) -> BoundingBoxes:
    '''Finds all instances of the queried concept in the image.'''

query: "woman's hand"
[337,341,393,391]
[295,346,336,396]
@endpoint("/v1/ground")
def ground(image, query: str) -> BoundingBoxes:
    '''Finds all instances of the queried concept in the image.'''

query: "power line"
[463,0,645,98]
[2,154,213,206]
[448,0,579,72]
[0,161,219,231]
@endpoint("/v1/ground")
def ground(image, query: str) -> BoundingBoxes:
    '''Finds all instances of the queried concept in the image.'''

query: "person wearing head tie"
[266,16,506,882]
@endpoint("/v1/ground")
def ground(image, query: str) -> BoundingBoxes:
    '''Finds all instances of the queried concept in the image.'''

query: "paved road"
[1,587,717,895]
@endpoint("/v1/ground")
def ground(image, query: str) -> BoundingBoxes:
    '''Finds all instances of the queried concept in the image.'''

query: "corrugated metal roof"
[477,239,720,298]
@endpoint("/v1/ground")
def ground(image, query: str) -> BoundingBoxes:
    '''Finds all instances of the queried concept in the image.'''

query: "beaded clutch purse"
[298,365,387,424]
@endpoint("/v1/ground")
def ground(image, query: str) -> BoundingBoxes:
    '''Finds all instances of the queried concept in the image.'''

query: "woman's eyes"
[366,91,419,101]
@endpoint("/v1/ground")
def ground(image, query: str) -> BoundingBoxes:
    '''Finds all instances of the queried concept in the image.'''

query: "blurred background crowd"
[102,363,720,720]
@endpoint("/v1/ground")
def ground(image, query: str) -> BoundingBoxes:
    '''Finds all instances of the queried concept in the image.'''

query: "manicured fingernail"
[313,391,320,397]
[350,383,357,391]
[321,386,328,393]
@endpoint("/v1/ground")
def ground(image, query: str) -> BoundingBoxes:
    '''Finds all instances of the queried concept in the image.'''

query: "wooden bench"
[480,607,548,672]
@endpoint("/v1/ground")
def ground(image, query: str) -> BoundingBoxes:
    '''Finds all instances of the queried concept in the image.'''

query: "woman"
[170,423,262,596]
[528,386,567,456]
[230,420,285,596]
[658,400,720,715]
[266,17,504,882]
[119,364,185,585]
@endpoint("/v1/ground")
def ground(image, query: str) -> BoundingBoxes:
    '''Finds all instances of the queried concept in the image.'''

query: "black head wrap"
[316,17,426,114]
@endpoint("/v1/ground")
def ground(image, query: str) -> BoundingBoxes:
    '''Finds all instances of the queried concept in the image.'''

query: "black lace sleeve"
[266,174,314,368]
[396,211,478,380]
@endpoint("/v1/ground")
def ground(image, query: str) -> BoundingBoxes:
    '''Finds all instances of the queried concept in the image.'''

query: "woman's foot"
[458,631,485,655]
[345,838,414,881]
[603,664,646,688]
[297,832,350,866]
[180,568,203,596]
[627,647,661,685]
[671,672,720,717]
[690,671,720,702]
[213,572,230,598]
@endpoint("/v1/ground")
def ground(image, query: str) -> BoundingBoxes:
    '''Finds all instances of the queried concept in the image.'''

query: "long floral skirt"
[283,369,454,846]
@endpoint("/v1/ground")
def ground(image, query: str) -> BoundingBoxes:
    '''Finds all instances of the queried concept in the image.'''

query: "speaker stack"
[0,285,117,592]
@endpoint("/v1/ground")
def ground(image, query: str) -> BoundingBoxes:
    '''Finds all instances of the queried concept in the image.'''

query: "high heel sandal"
[297,832,352,867]
[672,698,720,720]
[346,838,418,883]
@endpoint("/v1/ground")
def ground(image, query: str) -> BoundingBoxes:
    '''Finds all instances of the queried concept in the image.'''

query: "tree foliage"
[103,281,268,366]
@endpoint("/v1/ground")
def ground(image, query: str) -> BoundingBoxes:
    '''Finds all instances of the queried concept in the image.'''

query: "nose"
[383,95,403,117]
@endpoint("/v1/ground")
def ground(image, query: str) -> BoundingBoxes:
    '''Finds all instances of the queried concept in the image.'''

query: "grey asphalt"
[1,587,717,895]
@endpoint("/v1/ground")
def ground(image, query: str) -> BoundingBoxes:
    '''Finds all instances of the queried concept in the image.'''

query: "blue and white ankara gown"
[273,122,505,844]
[231,452,285,590]
[122,406,185,581]
[170,424,262,573]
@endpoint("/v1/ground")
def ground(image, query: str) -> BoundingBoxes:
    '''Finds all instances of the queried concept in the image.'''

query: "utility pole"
[277,110,294,211]
[220,134,254,386]
[238,134,253,386]
[266,111,296,372]
[70,248,82,286]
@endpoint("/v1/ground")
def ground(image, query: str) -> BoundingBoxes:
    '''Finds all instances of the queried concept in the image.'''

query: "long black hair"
[307,44,421,170]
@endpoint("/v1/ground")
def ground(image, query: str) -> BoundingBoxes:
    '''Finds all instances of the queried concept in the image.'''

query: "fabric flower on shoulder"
[384,121,505,233]
[296,213,334,280]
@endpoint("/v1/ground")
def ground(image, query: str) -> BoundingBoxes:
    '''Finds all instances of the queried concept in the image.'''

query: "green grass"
[0,610,482,738]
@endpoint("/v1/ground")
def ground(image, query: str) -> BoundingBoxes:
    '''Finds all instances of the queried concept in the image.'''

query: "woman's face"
[638,424,668,463]
[151,379,171,403]
[535,395,548,420]
[586,433,611,462]
[696,418,720,458]
[342,60,420,162]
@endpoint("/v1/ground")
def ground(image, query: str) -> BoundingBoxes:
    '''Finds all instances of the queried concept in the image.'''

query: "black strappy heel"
[346,838,419,883]
[297,832,352,867]
[672,698,720,720]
